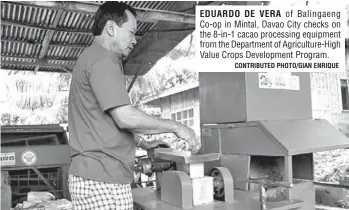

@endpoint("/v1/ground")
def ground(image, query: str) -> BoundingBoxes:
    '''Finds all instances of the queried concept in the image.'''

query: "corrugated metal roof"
[0,1,181,74]
[2,1,348,75]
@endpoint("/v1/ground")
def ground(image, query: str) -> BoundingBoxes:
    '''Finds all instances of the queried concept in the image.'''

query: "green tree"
[0,70,71,125]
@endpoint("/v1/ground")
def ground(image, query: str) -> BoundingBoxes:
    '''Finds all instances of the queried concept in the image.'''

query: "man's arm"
[133,134,170,150]
[108,104,198,151]
[108,105,179,134]
[87,58,198,149]
[109,105,198,151]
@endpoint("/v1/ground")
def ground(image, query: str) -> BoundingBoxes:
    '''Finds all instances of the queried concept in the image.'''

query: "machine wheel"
[142,158,153,176]
[210,168,225,200]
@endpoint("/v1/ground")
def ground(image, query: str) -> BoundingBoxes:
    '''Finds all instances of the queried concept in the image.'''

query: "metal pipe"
[31,167,56,192]
[236,179,293,189]
[259,185,267,210]
[294,178,349,189]
[314,181,349,189]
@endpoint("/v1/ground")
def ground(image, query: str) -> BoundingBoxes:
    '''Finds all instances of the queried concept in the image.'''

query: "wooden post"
[1,171,10,185]
[1,171,12,210]
[284,156,293,199]
[259,185,267,210]
[61,165,70,199]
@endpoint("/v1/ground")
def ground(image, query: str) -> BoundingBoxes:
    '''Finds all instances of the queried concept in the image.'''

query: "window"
[341,79,349,110]
[171,108,194,127]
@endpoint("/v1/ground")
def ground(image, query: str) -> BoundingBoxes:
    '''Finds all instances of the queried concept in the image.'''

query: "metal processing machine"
[133,147,251,210]
[199,72,349,210]
[133,72,349,210]
[1,124,70,206]
[132,144,303,210]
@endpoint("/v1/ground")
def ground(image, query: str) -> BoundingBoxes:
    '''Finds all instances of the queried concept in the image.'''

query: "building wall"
[158,88,201,135]
[310,72,342,125]
[320,48,349,135]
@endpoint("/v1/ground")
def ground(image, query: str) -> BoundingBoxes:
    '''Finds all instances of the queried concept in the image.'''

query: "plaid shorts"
[68,174,133,210]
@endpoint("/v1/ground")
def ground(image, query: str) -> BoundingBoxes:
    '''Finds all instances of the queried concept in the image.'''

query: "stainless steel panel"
[199,72,312,124]
[201,119,349,157]
[245,73,312,121]
[132,188,250,210]
[259,119,349,155]
[1,145,71,168]
[199,72,247,124]
[155,149,220,164]
[201,124,285,156]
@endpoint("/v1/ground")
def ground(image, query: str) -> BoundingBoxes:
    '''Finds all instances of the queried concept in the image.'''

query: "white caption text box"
[195,5,346,72]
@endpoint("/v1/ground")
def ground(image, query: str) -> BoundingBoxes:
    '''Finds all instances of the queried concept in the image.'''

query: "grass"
[314,149,349,208]
[314,149,349,183]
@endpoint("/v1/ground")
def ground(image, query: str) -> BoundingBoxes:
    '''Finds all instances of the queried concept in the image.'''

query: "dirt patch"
[314,149,349,208]
[314,149,349,183]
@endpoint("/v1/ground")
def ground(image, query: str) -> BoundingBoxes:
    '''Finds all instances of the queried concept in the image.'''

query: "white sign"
[21,150,38,166]
[1,153,16,166]
[258,73,300,90]
[196,5,346,72]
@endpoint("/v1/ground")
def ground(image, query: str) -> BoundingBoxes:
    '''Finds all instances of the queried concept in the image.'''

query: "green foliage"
[1,113,22,125]
[0,71,71,125]
[127,33,197,106]
[1,33,196,124]
[128,67,198,106]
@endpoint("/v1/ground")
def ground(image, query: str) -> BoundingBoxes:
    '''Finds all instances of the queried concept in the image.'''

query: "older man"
[67,2,198,210]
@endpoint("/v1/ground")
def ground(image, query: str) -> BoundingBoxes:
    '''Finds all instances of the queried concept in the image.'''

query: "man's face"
[108,10,137,57]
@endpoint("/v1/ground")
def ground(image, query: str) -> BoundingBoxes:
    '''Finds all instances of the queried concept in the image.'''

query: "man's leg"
[68,174,134,210]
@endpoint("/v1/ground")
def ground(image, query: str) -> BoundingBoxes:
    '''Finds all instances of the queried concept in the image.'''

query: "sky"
[149,31,196,75]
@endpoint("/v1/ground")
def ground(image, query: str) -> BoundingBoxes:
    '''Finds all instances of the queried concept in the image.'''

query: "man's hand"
[173,123,199,153]
[139,139,170,150]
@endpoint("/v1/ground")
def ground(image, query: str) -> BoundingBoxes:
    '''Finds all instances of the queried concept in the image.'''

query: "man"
[67,2,198,210]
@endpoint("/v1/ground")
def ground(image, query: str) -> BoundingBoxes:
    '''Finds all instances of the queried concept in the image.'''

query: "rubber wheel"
[210,168,225,200]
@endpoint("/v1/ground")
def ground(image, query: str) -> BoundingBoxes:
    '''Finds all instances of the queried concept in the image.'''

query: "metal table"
[132,188,249,210]
[133,188,305,210]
